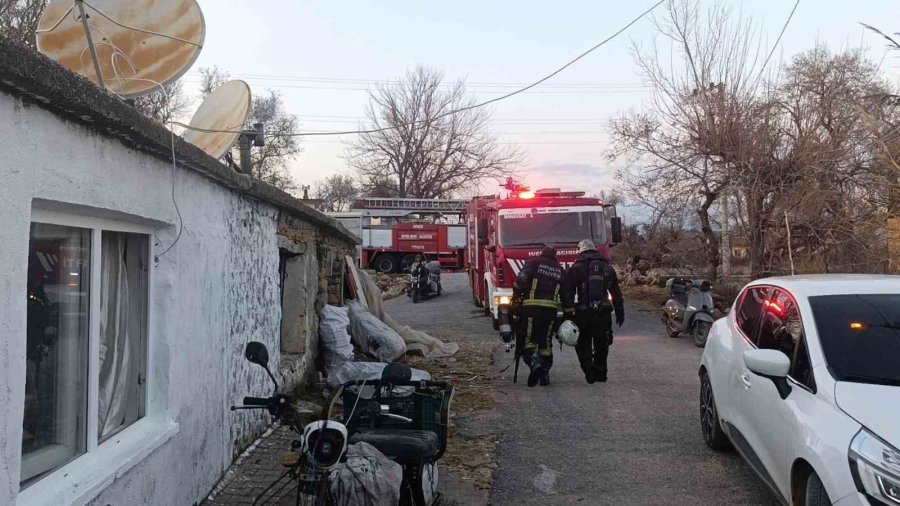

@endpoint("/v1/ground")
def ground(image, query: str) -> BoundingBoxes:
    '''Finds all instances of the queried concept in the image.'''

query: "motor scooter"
[662,277,715,347]
[408,261,442,303]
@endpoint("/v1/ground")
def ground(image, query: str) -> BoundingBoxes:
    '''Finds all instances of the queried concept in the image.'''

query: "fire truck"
[467,181,622,342]
[331,197,468,273]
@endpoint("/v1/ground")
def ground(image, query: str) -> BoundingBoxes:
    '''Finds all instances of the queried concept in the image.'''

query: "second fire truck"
[467,181,622,343]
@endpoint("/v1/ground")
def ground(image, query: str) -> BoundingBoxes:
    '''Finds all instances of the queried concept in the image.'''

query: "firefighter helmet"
[558,320,580,346]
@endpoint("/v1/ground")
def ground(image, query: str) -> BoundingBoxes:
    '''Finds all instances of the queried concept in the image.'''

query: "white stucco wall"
[0,93,286,504]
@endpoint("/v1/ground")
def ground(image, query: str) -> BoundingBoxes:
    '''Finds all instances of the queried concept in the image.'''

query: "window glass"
[757,289,802,358]
[809,294,900,386]
[736,287,768,341]
[98,232,148,441]
[23,223,90,486]
[499,209,607,247]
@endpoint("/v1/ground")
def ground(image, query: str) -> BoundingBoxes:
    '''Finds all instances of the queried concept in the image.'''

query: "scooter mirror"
[700,281,712,292]
[245,341,269,368]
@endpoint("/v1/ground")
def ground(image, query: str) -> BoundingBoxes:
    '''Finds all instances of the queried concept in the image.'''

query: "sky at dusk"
[181,0,900,198]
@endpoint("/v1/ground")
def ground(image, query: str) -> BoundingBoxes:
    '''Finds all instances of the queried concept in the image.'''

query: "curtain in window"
[98,232,147,440]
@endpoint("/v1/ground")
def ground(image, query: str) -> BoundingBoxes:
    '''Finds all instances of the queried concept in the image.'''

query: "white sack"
[347,301,407,362]
[329,442,403,506]
[319,305,354,379]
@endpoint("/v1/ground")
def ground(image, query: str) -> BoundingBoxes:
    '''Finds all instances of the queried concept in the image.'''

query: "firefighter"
[562,239,624,384]
[512,246,565,387]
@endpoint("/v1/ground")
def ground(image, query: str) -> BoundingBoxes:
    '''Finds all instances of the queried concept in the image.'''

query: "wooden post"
[889,217,900,274]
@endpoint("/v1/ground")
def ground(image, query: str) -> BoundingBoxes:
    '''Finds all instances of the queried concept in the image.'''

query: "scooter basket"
[341,381,453,461]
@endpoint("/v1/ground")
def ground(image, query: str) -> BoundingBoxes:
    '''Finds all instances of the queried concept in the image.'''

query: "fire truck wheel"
[375,255,398,273]
[400,254,417,273]
[492,315,500,331]
[483,283,491,316]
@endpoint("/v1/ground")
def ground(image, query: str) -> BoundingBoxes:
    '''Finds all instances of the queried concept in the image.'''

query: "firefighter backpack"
[586,259,613,313]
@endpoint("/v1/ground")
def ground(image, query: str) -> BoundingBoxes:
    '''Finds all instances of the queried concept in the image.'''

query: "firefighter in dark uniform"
[512,246,565,387]
[562,239,625,384]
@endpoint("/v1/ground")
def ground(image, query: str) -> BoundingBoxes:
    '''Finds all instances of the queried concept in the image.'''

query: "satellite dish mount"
[72,0,105,88]
[237,123,266,175]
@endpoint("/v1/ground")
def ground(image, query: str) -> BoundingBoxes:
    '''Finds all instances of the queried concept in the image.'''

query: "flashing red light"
[764,300,783,314]
[519,191,535,199]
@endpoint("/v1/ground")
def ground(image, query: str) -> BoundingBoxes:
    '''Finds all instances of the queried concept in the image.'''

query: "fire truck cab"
[467,186,622,340]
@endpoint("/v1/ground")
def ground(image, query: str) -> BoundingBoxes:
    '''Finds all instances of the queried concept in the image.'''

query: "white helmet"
[558,320,580,346]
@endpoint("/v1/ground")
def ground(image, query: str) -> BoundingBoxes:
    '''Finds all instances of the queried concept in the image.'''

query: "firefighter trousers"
[519,305,557,373]
[574,311,613,379]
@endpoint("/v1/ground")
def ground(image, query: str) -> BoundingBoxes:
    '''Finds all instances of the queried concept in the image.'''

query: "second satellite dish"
[36,0,205,98]
[183,80,253,159]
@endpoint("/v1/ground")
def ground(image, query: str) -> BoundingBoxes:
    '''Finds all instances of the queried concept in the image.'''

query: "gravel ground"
[388,273,779,506]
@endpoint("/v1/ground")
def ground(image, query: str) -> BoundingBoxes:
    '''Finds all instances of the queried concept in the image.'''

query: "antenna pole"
[238,134,253,175]
[74,0,105,89]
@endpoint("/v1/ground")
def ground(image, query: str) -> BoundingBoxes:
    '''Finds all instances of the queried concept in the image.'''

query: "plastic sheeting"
[320,305,354,378]
[329,442,403,506]
[356,269,459,359]
[348,301,407,362]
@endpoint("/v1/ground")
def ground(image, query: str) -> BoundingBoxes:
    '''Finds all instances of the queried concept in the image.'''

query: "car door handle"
[740,374,752,389]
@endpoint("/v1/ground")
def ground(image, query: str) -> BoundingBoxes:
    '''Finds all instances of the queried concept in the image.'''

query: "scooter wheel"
[412,290,420,304]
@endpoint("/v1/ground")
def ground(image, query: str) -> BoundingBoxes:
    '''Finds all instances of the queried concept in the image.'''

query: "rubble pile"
[370,272,408,300]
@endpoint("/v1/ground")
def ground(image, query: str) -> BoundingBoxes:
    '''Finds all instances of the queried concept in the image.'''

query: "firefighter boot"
[527,356,542,388]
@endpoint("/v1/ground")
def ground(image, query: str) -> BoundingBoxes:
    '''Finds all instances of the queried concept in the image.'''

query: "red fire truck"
[467,182,622,342]
[331,198,469,273]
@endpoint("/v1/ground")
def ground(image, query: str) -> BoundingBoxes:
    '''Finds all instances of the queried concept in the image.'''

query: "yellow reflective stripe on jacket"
[522,298,560,309]
[529,279,538,300]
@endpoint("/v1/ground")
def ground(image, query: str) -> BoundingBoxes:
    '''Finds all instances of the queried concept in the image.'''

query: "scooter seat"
[349,430,439,464]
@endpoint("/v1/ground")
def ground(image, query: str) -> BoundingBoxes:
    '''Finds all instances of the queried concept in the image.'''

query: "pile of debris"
[370,272,408,300]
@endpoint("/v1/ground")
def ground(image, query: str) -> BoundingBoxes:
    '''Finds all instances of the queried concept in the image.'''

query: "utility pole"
[721,186,731,280]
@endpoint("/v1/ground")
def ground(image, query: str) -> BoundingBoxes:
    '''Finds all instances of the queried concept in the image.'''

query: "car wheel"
[693,321,711,348]
[700,372,732,451]
[375,255,397,273]
[805,471,831,506]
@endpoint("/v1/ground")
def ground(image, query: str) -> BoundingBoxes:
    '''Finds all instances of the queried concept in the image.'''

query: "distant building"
[0,37,357,505]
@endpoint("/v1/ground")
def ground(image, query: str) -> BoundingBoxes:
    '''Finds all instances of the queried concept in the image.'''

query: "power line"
[754,0,801,87]
[176,0,664,138]
[180,80,650,94]
[183,72,649,88]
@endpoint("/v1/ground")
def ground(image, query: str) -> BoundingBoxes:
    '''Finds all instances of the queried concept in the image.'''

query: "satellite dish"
[183,80,252,159]
[36,0,206,98]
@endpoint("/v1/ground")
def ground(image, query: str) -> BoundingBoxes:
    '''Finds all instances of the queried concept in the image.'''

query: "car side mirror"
[610,217,623,245]
[743,349,791,399]
[245,341,269,368]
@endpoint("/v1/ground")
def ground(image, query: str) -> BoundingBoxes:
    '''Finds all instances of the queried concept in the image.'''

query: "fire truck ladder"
[351,198,468,213]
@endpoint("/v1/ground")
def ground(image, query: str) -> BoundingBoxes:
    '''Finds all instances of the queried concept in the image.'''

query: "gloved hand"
[616,314,624,327]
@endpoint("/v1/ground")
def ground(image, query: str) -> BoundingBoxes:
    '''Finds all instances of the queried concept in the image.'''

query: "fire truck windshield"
[498,207,607,248]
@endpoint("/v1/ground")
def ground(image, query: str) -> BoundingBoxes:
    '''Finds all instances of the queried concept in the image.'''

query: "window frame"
[735,285,772,346]
[25,209,156,480]
[736,284,817,393]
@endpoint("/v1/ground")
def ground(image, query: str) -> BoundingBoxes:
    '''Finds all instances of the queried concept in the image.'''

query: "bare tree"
[198,66,302,192]
[130,81,192,124]
[610,0,767,280]
[313,174,359,212]
[346,66,519,199]
[0,0,45,48]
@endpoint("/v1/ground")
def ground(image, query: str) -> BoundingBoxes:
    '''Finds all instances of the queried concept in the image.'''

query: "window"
[23,218,149,487]
[754,288,816,390]
[809,294,900,387]
[498,208,607,247]
[736,286,768,341]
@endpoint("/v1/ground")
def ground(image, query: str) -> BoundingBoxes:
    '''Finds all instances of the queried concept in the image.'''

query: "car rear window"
[808,294,900,386]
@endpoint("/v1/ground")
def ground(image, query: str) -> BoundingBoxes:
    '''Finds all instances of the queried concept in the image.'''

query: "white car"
[699,275,900,505]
